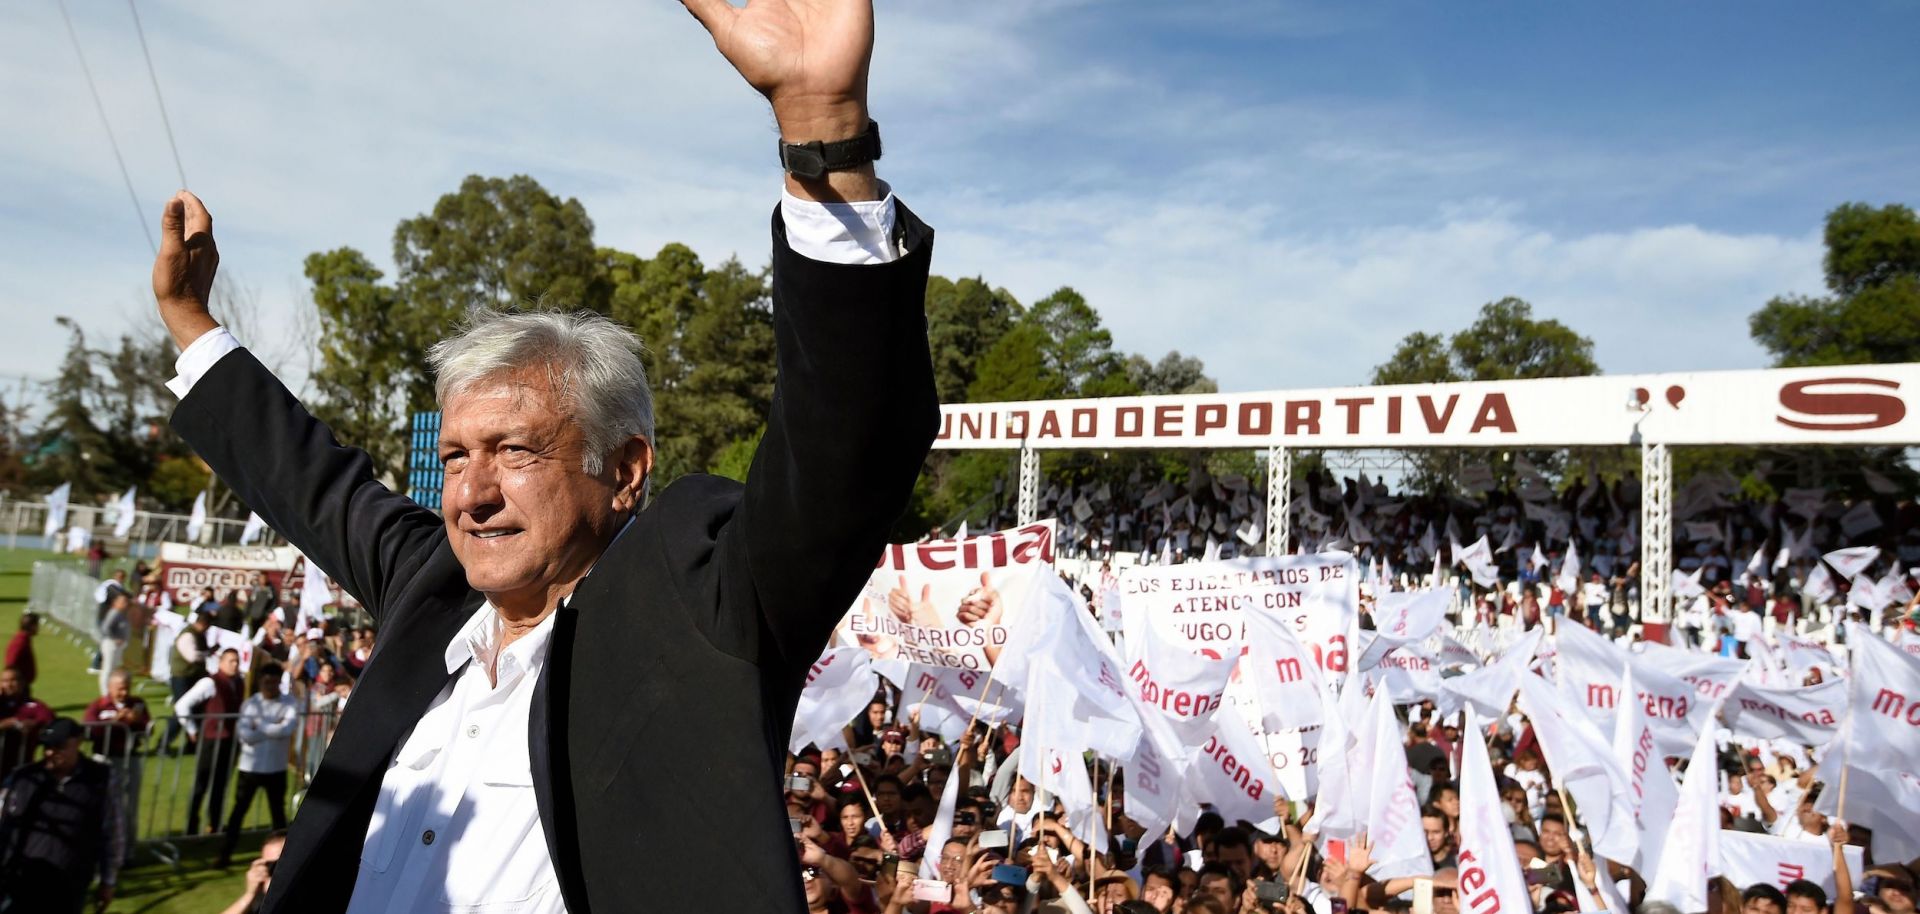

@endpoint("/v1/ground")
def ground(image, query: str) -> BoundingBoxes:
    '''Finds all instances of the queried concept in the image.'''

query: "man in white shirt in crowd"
[1730,602,1766,658]
[219,660,301,867]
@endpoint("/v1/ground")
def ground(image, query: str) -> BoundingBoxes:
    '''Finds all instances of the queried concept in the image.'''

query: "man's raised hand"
[151,190,222,349]
[679,0,872,142]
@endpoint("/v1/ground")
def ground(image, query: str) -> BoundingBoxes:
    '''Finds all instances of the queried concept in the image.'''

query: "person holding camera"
[217,829,286,914]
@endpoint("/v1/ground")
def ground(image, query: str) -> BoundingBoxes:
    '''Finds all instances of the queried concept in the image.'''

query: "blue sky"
[2,0,1915,409]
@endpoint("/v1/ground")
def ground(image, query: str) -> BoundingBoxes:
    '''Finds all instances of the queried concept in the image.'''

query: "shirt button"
[423,829,436,846]
[466,725,480,739]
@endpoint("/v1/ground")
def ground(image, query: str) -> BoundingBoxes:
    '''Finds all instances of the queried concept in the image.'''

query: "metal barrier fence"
[0,495,280,555]
[0,708,341,859]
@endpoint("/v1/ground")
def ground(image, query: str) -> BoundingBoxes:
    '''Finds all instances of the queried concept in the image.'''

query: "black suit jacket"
[171,204,938,913]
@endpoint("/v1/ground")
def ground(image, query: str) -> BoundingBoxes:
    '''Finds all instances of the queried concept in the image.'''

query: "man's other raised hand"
[680,0,881,202]
[151,190,222,350]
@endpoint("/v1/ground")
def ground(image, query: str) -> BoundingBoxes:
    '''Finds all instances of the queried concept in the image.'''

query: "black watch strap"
[778,120,882,180]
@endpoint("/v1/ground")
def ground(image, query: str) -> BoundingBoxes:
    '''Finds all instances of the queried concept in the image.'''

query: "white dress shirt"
[167,190,902,913]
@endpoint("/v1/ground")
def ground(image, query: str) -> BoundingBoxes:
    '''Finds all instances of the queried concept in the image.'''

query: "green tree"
[147,456,210,511]
[1124,351,1218,396]
[1024,288,1134,396]
[924,276,1019,403]
[306,248,411,480]
[1371,298,1598,494]
[29,322,115,493]
[1749,202,1920,366]
[967,323,1062,403]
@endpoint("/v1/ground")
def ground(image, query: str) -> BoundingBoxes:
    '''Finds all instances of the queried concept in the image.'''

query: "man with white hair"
[147,1,935,911]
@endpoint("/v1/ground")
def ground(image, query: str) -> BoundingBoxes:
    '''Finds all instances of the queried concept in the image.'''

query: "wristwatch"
[778,120,882,180]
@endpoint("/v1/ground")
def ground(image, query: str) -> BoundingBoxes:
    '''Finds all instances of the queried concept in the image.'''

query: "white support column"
[1265,445,1291,557]
[1640,442,1673,622]
[1016,444,1040,525]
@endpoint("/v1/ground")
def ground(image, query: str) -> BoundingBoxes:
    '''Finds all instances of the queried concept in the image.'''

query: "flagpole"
[848,760,884,824]
[957,667,1001,743]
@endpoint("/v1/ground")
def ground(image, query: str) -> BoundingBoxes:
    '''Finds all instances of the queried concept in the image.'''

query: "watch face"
[785,146,827,180]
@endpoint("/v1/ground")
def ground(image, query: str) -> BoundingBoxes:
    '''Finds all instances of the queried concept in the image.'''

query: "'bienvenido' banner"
[838,521,1055,671]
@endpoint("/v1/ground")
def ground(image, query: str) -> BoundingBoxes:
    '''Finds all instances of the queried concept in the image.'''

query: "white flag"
[1823,546,1881,580]
[240,512,265,546]
[1860,466,1900,495]
[1458,708,1534,914]
[1780,632,1839,673]
[1125,615,1236,748]
[1358,589,1450,671]
[1742,546,1768,585]
[42,482,71,539]
[1645,718,1723,913]
[110,486,138,538]
[1359,687,1433,879]
[1437,628,1542,720]
[1803,565,1836,603]
[1023,653,1108,849]
[789,647,879,753]
[1671,566,1707,600]
[1516,670,1638,863]
[1455,535,1500,589]
[1555,538,1582,595]
[298,554,332,630]
[186,490,209,542]
[1182,700,1284,829]
[1719,830,1864,898]
[1241,604,1328,731]
[1612,665,1677,875]
[1721,678,1846,744]
[1529,542,1548,573]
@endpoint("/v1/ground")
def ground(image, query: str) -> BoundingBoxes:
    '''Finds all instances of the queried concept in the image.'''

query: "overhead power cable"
[56,0,156,254]
[124,0,189,190]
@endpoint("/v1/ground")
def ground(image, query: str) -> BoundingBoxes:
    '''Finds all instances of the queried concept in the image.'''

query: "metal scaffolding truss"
[1016,444,1040,525]
[1266,445,1292,556]
[1640,442,1673,621]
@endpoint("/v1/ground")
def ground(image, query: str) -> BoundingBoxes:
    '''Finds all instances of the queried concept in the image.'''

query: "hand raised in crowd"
[1828,819,1848,846]
[1347,833,1375,875]
[957,571,1003,626]
[797,833,829,867]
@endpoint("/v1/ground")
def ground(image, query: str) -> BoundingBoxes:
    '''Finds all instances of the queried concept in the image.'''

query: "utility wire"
[124,0,188,190]
[56,0,156,254]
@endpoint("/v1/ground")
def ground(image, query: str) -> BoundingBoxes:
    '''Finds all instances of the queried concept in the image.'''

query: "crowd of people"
[3,460,1918,914]
[0,562,373,910]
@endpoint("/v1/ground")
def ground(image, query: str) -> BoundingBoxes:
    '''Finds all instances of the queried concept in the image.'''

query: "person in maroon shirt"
[84,670,150,860]
[175,648,244,834]
[4,612,38,692]
[0,665,54,778]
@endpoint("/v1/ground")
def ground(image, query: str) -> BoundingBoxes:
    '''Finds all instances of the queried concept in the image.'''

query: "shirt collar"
[444,598,559,687]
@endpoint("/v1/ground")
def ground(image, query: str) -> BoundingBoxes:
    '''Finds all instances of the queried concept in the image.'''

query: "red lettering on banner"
[1006,410,1028,440]
[1471,394,1516,433]
[1117,406,1145,437]
[918,541,956,570]
[1587,683,1618,709]
[1387,396,1403,433]
[1456,849,1502,914]
[1071,408,1097,438]
[1285,400,1320,435]
[1335,397,1373,434]
[936,413,953,440]
[1418,395,1458,432]
[961,413,984,439]
[1629,727,1654,803]
[1871,688,1920,725]
[1272,657,1303,683]
[1196,403,1228,434]
[1127,660,1224,719]
[1778,378,1906,432]
[1640,691,1690,719]
[1037,412,1063,439]
[1201,735,1266,800]
[805,652,838,686]
[1238,402,1272,436]
[1735,697,1838,726]
[1155,405,1183,437]
[1135,739,1163,792]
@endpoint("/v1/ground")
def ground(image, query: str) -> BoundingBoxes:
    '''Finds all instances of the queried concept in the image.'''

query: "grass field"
[4,547,259,912]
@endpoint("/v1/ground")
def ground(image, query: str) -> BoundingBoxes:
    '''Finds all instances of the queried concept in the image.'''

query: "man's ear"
[611,436,655,514]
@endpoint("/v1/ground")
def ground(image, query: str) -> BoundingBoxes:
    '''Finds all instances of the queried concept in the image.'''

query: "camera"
[1255,881,1290,904]
[787,774,813,793]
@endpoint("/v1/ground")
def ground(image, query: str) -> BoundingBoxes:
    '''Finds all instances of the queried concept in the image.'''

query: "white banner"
[1437,628,1542,720]
[1359,687,1433,879]
[1118,553,1357,672]
[932,364,1920,449]
[1516,672,1638,863]
[1358,589,1450,671]
[843,522,1056,671]
[1125,613,1237,748]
